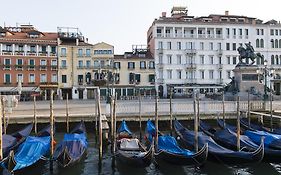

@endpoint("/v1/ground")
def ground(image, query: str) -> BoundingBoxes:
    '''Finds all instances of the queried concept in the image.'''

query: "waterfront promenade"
[4,98,274,124]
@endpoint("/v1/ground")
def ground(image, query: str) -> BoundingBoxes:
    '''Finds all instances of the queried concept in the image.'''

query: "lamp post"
[257,60,275,110]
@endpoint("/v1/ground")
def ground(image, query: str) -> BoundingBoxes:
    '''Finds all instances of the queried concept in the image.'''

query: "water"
[5,122,281,175]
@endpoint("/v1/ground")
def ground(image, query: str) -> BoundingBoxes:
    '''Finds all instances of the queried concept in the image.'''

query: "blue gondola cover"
[118,120,132,135]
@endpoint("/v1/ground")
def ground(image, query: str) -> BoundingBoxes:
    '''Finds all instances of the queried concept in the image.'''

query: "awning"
[0,87,40,92]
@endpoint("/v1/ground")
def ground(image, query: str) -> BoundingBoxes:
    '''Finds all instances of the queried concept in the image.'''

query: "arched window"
[256,39,260,48]
[280,55,281,65]
[256,57,261,65]
[275,39,279,48]
[279,39,281,48]
[261,56,264,65]
[271,39,275,48]
[271,55,275,65]
[260,39,264,48]
[276,55,279,65]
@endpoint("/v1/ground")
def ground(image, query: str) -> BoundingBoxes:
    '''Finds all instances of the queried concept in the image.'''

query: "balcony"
[157,48,163,54]
[49,52,57,57]
[156,33,164,38]
[3,65,11,70]
[1,50,12,55]
[60,65,67,69]
[40,65,47,71]
[216,34,223,39]
[28,65,35,71]
[15,65,23,70]
[157,78,164,84]
[186,78,197,84]
[27,51,37,56]
[185,63,196,69]
[185,49,197,55]
[175,33,183,38]
[15,51,25,56]
[217,64,223,69]
[207,34,215,39]
[51,65,58,71]
[39,52,48,56]
[165,33,173,38]
[198,34,205,38]
[183,34,195,38]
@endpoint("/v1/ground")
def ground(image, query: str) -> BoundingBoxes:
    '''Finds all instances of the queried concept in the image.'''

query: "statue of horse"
[237,45,263,65]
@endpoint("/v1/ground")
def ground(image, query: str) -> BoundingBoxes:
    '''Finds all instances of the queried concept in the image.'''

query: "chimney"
[225,11,229,16]
[162,12,167,18]
[76,38,79,46]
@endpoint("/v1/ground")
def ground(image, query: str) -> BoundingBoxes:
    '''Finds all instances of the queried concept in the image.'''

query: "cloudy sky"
[1,0,280,54]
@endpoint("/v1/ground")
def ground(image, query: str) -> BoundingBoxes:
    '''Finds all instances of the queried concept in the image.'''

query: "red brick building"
[0,25,58,100]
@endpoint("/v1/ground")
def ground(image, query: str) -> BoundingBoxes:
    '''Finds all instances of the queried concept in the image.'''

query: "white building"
[147,7,281,97]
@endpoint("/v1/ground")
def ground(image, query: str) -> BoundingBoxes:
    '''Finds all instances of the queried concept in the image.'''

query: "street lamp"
[256,60,275,109]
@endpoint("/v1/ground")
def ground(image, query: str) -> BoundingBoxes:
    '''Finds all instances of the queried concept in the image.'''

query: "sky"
[1,0,281,54]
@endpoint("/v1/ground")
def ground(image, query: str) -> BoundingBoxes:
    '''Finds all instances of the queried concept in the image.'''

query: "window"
[149,61,155,69]
[158,41,163,49]
[245,29,249,36]
[78,75,83,84]
[239,28,242,36]
[140,61,146,69]
[148,74,155,83]
[17,74,23,83]
[233,57,237,64]
[78,49,83,57]
[219,71,222,79]
[167,55,172,64]
[29,74,35,83]
[200,70,205,79]
[62,75,67,83]
[159,55,163,64]
[167,70,172,79]
[217,43,222,50]
[209,70,214,79]
[4,58,11,70]
[200,55,204,64]
[256,29,260,35]
[209,56,214,64]
[4,74,11,84]
[232,43,236,51]
[271,55,275,65]
[114,62,121,69]
[227,56,231,64]
[18,45,24,52]
[29,59,35,65]
[40,60,46,65]
[177,55,181,64]
[94,60,99,68]
[256,39,260,48]
[51,60,57,66]
[40,74,47,83]
[209,42,214,50]
[177,70,182,79]
[219,57,222,64]
[167,42,172,50]
[86,60,91,68]
[271,39,275,48]
[275,39,279,48]
[261,29,264,35]
[61,48,66,56]
[200,42,204,50]
[276,55,279,65]
[260,39,264,48]
[61,60,67,68]
[177,42,181,50]
[16,59,23,70]
[51,74,57,83]
[226,43,230,50]
[51,46,56,53]
[30,46,36,53]
[41,46,47,53]
[86,49,91,57]
[232,28,236,37]
[128,62,135,69]
[270,29,274,35]
[276,29,279,35]
[78,60,83,68]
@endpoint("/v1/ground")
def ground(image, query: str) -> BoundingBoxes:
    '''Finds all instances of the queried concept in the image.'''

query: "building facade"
[0,25,58,100]
[147,7,281,97]
[113,45,155,99]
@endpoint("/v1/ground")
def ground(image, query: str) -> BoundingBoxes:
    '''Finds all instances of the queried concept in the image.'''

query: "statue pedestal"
[233,65,264,94]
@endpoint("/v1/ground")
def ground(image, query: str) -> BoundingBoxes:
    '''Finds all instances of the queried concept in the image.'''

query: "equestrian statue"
[237,42,264,66]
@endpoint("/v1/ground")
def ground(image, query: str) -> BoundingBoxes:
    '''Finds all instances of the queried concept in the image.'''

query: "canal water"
[4,121,281,175]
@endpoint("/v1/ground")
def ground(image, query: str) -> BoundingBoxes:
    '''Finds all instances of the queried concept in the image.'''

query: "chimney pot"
[162,12,167,17]
[225,11,229,16]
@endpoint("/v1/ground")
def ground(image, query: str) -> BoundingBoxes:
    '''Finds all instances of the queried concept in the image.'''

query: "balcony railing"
[40,65,47,70]
[183,34,195,38]
[185,63,197,69]
[185,49,197,55]
[156,33,164,37]
[28,65,35,70]
[217,49,223,56]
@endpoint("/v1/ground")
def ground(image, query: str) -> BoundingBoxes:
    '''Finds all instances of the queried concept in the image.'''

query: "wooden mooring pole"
[110,95,114,153]
[113,93,117,154]
[138,91,142,139]
[236,96,240,151]
[1,97,6,134]
[66,93,69,133]
[194,92,198,152]
[49,90,54,172]
[169,88,173,135]
[97,88,103,163]
[222,93,225,128]
[247,91,251,127]
[155,94,159,151]
[270,91,273,132]
[33,96,37,134]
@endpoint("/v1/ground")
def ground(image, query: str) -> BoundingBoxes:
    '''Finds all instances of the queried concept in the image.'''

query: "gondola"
[240,118,281,135]
[146,120,208,166]
[217,119,281,163]
[2,124,52,174]
[174,120,264,164]
[54,121,88,168]
[115,120,153,168]
[3,124,33,158]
